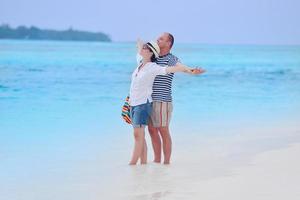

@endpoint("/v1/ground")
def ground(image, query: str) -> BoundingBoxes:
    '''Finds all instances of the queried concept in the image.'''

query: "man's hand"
[170,63,206,75]
[188,67,206,75]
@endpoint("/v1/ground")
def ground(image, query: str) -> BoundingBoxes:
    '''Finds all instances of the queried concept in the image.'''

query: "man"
[148,32,205,164]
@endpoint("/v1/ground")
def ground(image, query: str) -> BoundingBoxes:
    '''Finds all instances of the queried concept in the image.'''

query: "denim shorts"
[130,101,152,128]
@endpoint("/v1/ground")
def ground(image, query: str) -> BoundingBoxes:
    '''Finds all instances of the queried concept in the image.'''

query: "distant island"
[0,24,111,42]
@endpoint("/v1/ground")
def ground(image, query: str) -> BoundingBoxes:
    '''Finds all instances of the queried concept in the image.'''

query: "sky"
[1,0,300,44]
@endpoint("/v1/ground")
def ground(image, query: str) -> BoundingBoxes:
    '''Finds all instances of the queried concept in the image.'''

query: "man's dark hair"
[167,33,174,48]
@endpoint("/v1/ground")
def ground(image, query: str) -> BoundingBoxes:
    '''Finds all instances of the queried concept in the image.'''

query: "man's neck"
[159,48,170,57]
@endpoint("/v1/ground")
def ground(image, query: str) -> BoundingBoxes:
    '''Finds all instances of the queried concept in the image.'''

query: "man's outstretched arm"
[166,63,206,74]
[173,62,206,75]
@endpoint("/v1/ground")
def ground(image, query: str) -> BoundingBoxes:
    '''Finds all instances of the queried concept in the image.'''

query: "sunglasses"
[142,44,151,50]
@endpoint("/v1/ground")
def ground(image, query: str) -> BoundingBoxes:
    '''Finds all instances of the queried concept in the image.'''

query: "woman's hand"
[136,38,144,54]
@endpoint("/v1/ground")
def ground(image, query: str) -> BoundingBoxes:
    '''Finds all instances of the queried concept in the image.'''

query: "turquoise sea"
[1,40,300,199]
[1,40,299,135]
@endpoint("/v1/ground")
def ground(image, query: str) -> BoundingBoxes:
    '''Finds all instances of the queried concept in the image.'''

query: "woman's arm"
[136,38,143,54]
[136,39,144,64]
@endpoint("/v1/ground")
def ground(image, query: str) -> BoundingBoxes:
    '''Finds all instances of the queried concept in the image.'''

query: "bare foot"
[141,162,147,165]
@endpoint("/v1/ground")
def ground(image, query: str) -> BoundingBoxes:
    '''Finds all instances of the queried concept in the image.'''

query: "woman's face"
[140,44,153,60]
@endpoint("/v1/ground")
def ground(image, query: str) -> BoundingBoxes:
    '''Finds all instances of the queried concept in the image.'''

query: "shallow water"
[1,40,300,199]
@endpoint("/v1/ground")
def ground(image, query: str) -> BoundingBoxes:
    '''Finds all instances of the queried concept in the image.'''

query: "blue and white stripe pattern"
[152,53,180,102]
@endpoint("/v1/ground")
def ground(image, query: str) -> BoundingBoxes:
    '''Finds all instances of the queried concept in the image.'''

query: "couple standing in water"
[128,32,205,165]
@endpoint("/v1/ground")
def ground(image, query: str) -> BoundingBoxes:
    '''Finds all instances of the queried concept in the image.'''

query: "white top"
[129,62,167,106]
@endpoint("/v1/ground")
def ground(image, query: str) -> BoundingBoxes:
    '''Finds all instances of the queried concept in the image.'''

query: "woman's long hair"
[150,54,156,62]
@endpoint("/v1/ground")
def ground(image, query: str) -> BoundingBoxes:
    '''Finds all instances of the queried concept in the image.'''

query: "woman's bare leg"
[140,139,147,164]
[129,127,145,165]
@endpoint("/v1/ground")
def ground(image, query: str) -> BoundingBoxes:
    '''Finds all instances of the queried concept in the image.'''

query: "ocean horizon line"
[1,38,300,47]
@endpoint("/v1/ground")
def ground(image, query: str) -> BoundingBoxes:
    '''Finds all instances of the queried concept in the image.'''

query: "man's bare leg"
[158,126,172,164]
[148,124,162,163]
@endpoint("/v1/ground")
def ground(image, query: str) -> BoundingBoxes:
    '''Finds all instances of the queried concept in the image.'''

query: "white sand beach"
[113,126,300,200]
[187,143,300,200]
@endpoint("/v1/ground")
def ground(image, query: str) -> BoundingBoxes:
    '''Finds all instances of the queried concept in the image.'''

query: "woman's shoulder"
[148,62,160,67]
[146,62,162,70]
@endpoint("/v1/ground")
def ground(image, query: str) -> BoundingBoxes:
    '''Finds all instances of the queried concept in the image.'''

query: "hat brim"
[147,43,160,58]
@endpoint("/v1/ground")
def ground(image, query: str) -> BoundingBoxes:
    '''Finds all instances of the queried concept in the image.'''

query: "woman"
[128,41,196,165]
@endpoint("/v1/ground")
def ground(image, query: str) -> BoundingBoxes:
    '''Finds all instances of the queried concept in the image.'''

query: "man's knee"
[148,125,158,135]
[158,126,170,134]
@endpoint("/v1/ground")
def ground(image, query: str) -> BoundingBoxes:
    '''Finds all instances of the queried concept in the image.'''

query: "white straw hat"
[146,41,160,58]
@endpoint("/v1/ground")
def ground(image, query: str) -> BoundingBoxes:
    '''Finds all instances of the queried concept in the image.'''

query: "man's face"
[157,33,170,49]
